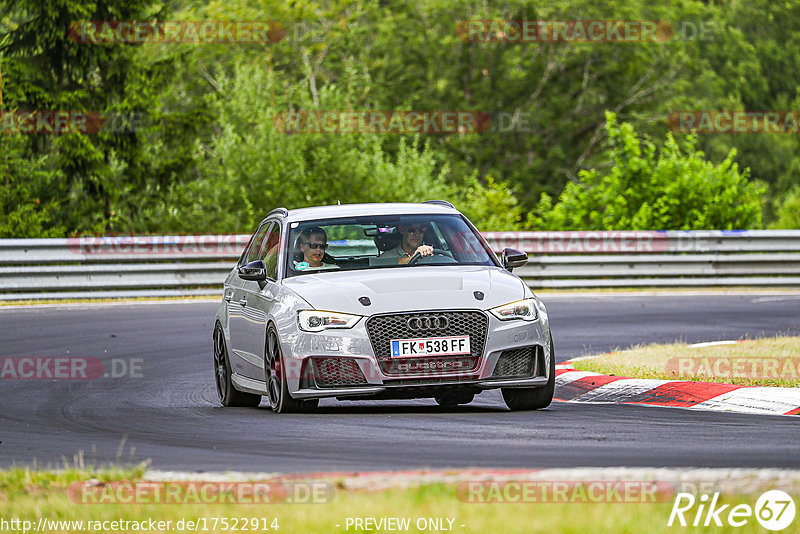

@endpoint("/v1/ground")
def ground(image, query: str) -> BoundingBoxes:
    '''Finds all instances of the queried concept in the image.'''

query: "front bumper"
[283,309,553,400]
[291,376,550,400]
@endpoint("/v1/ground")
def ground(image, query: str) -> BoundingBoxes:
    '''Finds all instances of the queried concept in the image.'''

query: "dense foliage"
[531,113,764,230]
[1,0,798,236]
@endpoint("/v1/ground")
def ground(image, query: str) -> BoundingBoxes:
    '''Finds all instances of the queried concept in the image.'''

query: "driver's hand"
[416,245,434,257]
[399,245,434,264]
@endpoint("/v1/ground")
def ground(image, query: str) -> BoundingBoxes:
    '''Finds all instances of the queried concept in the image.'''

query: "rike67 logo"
[668,490,796,531]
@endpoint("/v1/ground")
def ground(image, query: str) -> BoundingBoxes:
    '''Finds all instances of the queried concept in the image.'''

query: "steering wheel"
[407,248,453,265]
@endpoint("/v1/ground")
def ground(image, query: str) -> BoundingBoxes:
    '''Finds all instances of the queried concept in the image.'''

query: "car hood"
[281,266,528,315]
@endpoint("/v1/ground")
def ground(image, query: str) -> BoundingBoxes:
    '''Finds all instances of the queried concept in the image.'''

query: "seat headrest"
[374,232,402,252]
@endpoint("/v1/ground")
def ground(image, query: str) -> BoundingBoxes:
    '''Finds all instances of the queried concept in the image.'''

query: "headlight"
[489,298,538,321]
[298,310,362,332]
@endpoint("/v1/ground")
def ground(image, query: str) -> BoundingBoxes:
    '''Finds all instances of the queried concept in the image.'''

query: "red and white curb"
[555,358,800,417]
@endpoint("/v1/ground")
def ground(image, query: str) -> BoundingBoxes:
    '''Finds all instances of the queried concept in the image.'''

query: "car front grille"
[311,357,368,388]
[491,346,542,378]
[366,311,488,376]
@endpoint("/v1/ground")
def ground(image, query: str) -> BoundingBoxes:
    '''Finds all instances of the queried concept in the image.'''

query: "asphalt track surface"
[1,294,798,472]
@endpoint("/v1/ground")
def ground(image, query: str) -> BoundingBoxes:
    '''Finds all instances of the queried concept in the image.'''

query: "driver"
[379,222,434,265]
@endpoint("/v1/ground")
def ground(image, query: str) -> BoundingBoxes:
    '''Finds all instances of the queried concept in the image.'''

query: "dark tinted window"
[285,214,497,277]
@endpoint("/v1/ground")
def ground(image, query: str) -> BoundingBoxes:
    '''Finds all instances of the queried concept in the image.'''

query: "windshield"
[284,214,497,277]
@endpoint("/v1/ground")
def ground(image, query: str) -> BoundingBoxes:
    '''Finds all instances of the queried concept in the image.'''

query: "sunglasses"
[407,226,427,234]
[302,242,329,250]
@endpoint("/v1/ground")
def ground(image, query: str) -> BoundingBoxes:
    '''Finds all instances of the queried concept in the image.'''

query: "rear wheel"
[265,325,318,414]
[213,325,261,407]
[434,392,475,406]
[502,343,556,411]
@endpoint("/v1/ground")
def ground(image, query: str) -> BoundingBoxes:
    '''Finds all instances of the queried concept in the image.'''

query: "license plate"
[390,336,471,358]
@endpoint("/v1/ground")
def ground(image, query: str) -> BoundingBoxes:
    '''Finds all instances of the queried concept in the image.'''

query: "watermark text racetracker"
[0,357,143,380]
[668,111,800,134]
[274,111,489,134]
[68,480,333,505]
[481,230,722,254]
[273,110,552,134]
[458,480,675,503]
[68,19,342,45]
[68,21,285,44]
[0,111,145,135]
[456,20,716,43]
[666,356,800,381]
[67,235,248,256]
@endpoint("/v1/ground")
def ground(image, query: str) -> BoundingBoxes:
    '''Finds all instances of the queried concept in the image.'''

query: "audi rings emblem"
[407,315,449,331]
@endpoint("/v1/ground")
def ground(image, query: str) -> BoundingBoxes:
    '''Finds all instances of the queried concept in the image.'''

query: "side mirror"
[238,260,267,282]
[502,248,528,272]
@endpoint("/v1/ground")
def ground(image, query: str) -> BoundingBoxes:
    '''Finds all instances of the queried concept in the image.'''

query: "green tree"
[0,134,65,237]
[531,112,764,230]
[0,0,169,235]
[141,60,520,233]
[769,186,800,229]
[5,0,800,236]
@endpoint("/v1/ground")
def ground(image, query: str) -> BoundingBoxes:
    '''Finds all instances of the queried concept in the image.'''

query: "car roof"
[271,202,462,223]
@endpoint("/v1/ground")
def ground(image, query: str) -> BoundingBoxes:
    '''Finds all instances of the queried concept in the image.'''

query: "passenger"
[380,223,434,265]
[294,227,339,271]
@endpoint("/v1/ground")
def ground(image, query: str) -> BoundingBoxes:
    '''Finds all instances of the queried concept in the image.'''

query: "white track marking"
[689,340,740,348]
[574,378,672,402]
[752,295,800,303]
[555,370,601,386]
[691,387,800,415]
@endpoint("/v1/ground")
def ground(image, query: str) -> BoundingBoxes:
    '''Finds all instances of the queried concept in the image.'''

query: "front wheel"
[502,344,556,411]
[265,325,318,414]
[213,325,261,408]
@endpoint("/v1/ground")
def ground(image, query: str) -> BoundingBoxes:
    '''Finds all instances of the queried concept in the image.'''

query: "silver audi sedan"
[213,201,554,413]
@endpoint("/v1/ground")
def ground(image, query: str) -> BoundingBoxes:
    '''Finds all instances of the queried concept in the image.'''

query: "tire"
[434,392,475,406]
[265,324,318,414]
[213,325,262,408]
[501,342,556,411]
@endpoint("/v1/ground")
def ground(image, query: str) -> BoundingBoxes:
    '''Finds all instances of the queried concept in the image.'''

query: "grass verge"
[571,336,800,387]
[1,468,796,533]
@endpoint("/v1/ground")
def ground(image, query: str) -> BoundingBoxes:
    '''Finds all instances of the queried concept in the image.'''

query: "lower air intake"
[312,357,368,388]
[492,346,541,378]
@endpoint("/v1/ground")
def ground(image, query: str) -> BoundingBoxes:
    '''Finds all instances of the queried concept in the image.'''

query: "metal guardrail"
[483,230,800,288]
[1,231,799,299]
